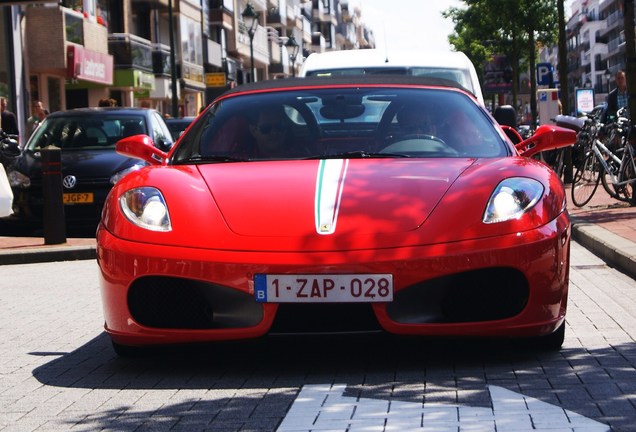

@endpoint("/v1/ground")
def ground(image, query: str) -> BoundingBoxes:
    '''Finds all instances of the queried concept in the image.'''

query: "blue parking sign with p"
[537,63,553,86]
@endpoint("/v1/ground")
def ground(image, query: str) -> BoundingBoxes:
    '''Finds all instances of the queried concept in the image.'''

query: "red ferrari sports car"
[97,76,576,355]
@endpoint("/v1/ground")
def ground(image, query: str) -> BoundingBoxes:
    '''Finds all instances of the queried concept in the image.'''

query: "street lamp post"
[605,69,612,94]
[285,35,300,77]
[168,0,178,117]
[241,3,259,82]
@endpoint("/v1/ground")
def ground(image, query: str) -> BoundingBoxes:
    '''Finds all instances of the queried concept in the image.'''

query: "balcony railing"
[25,5,108,74]
[152,43,171,76]
[108,33,153,72]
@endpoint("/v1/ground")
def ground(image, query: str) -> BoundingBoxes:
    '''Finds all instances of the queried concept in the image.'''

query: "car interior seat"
[122,121,145,137]
[493,105,522,144]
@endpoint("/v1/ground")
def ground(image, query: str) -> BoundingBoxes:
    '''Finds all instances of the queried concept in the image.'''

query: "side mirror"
[515,125,577,158]
[116,134,167,165]
[156,136,174,152]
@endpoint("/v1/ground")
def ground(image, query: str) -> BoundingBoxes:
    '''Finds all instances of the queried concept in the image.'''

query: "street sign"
[205,72,227,87]
[576,88,596,114]
[537,63,553,86]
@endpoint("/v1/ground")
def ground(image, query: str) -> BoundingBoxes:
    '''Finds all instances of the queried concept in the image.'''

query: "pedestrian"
[25,100,48,142]
[606,70,628,121]
[0,96,19,136]
[98,98,117,107]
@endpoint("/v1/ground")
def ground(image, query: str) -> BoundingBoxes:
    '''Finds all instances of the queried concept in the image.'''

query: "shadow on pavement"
[29,331,635,430]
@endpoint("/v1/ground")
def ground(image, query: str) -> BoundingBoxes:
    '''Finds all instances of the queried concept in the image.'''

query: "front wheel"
[531,322,566,350]
[619,153,636,205]
[112,341,147,357]
[571,152,600,207]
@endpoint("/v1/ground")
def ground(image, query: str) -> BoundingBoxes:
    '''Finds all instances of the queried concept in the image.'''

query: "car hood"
[16,149,139,180]
[199,158,474,237]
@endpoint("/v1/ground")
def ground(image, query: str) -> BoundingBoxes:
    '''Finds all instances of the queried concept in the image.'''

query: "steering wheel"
[380,134,459,156]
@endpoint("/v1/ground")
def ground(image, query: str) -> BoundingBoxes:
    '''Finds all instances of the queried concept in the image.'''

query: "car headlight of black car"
[119,187,172,232]
[7,170,30,188]
[483,177,544,224]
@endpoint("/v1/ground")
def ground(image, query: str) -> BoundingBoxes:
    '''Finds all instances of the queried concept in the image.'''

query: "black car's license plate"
[63,192,94,204]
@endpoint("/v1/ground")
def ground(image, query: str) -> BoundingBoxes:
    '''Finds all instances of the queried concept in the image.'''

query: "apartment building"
[0,0,374,139]
[541,0,632,113]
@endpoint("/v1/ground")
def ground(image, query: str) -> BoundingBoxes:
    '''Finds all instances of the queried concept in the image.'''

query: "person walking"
[0,96,19,136]
[606,70,628,121]
[98,98,117,107]
[25,100,48,142]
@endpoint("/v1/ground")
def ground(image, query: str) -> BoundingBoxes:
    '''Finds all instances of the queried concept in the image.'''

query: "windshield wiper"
[305,151,410,160]
[175,154,249,164]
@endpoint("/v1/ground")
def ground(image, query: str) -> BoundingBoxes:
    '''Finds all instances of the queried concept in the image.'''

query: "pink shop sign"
[67,45,114,85]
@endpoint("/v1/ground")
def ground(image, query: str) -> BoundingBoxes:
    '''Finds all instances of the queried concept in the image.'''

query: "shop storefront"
[65,44,114,108]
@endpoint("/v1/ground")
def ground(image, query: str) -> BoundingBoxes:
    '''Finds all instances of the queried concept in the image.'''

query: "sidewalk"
[0,189,634,278]
[566,185,636,279]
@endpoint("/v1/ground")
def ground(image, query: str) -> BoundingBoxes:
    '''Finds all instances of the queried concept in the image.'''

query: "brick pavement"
[566,186,636,280]
[0,244,635,431]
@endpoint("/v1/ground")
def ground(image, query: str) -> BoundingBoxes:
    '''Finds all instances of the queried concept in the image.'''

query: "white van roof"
[299,49,484,105]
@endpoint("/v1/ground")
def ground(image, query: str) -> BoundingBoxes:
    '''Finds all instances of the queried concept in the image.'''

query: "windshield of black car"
[171,87,507,163]
[27,115,147,151]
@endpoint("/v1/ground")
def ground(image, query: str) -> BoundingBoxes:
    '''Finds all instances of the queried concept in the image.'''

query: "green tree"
[444,0,558,124]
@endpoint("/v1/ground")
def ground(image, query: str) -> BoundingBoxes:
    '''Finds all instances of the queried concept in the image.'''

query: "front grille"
[128,276,263,329]
[387,267,529,324]
[270,303,382,334]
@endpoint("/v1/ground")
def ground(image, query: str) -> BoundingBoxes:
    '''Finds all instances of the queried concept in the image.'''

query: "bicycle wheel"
[571,151,600,207]
[600,161,624,200]
[619,151,636,205]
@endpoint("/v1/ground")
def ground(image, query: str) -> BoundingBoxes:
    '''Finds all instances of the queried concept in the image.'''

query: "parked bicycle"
[570,107,636,207]
[553,109,604,179]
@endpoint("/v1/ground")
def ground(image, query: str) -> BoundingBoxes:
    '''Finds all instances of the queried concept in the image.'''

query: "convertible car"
[97,76,576,355]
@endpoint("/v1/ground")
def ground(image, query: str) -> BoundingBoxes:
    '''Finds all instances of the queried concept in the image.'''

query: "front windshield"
[172,87,507,163]
[27,115,147,151]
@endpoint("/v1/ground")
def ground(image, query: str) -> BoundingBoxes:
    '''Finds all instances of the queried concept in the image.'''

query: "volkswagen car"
[96,77,576,355]
[5,107,173,234]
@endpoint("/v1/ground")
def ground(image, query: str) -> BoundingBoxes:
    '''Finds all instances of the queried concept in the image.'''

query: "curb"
[0,244,96,265]
[571,218,636,280]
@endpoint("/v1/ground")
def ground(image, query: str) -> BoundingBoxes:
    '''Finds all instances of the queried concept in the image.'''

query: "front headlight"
[7,170,30,188]
[483,177,544,224]
[119,187,171,232]
[110,164,145,185]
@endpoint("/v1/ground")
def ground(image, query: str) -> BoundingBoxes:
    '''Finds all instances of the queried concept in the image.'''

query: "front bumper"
[97,213,570,347]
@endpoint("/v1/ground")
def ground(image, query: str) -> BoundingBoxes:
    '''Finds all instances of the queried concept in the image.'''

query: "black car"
[165,116,195,140]
[5,107,173,234]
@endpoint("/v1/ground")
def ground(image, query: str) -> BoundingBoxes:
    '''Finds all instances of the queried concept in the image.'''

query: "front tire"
[617,151,636,205]
[571,152,600,207]
[112,341,147,357]
[531,322,565,350]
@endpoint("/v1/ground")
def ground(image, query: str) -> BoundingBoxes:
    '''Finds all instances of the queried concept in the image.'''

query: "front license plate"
[63,192,94,204]
[254,274,393,303]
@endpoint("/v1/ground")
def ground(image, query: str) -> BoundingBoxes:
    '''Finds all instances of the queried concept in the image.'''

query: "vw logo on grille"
[62,175,77,189]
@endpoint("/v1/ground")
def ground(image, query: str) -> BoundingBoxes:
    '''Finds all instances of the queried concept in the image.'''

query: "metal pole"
[249,34,255,82]
[41,146,66,244]
[168,0,178,117]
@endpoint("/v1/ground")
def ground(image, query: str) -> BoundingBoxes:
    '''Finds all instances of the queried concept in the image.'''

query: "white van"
[299,49,484,106]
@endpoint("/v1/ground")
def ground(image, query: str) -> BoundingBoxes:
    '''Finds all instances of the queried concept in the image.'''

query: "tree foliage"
[443,0,558,122]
